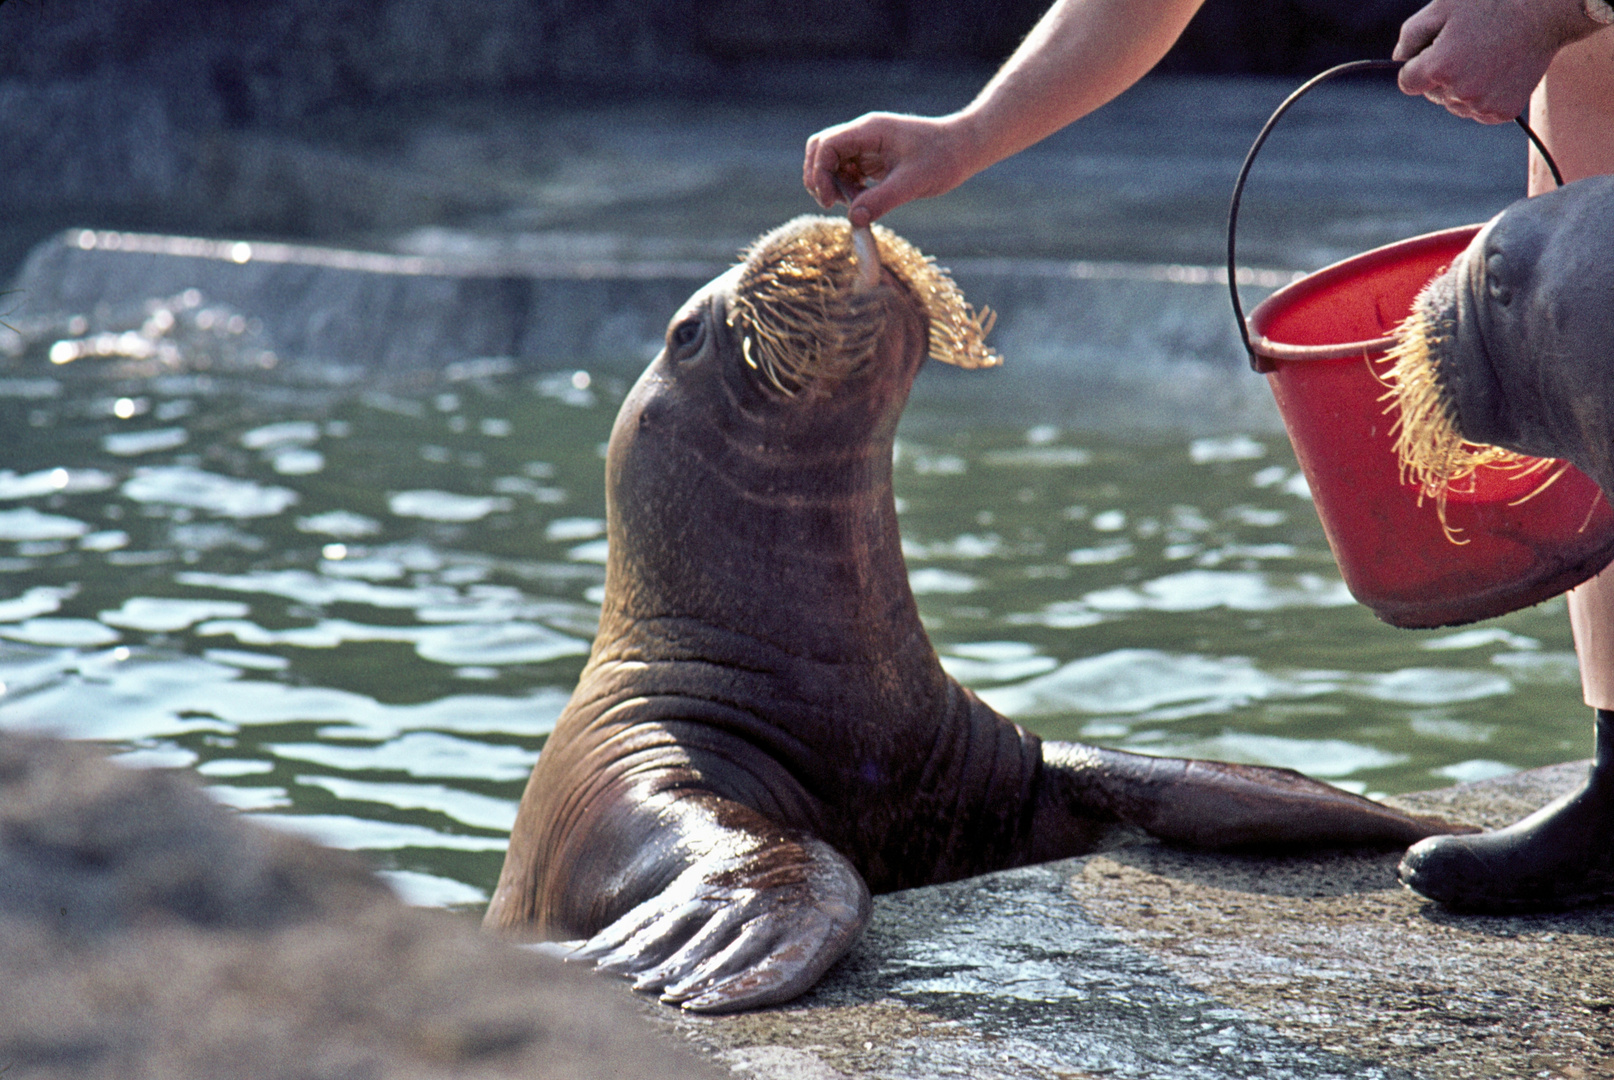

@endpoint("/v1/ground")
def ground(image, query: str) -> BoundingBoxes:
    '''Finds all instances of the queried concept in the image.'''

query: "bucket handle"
[1227,58,1564,373]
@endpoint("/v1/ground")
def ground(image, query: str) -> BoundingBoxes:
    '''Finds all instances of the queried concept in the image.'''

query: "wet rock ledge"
[658,761,1614,1080]
[4,731,1609,1079]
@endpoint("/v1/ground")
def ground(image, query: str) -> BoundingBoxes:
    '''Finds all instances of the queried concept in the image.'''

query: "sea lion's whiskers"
[1379,287,1548,542]
[727,216,1001,396]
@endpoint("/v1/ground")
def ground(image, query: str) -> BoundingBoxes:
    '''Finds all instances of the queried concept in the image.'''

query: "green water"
[0,295,1590,909]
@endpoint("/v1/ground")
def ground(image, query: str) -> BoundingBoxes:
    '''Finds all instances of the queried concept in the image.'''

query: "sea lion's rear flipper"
[563,814,871,1013]
[1036,741,1474,853]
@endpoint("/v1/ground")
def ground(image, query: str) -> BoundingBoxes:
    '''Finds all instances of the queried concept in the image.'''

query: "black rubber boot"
[1398,709,1614,911]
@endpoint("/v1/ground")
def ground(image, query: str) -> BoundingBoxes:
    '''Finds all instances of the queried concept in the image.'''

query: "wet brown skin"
[483,218,1468,1014]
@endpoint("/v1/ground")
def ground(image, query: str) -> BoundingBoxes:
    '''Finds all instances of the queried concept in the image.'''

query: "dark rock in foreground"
[0,734,721,1080]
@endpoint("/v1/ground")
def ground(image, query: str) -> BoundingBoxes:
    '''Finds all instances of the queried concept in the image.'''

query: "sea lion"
[1386,174,1614,503]
[484,216,1466,1012]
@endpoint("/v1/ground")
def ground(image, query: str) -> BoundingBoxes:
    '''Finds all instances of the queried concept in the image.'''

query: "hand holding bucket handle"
[1220,62,1614,629]
[1226,58,1564,374]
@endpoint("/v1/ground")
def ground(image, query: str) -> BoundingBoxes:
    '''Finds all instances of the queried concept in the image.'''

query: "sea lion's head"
[596,216,998,642]
[1385,174,1614,505]
[627,214,995,436]
[611,214,996,477]
[722,215,999,399]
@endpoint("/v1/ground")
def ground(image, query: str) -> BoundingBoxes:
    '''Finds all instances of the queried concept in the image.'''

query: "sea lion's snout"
[1383,176,1614,505]
[722,215,1001,398]
[724,216,897,397]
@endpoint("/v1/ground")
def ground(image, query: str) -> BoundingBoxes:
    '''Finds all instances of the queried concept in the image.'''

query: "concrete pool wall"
[10,227,1288,434]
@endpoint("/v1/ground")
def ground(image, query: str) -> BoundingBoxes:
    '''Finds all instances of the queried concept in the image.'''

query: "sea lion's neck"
[598,421,933,674]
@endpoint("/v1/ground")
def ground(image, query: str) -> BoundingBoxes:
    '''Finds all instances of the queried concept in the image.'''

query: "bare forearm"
[955,0,1208,174]
[804,0,1206,223]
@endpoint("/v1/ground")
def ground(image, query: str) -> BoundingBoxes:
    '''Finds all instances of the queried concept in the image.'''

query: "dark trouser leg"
[1398,709,1614,911]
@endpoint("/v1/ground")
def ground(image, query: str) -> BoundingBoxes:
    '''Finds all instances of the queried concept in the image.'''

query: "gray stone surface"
[0,733,723,1080]
[644,763,1613,1079]
[7,725,1607,1079]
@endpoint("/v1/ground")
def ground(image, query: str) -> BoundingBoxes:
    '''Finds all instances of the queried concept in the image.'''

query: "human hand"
[1394,0,1605,122]
[802,111,976,227]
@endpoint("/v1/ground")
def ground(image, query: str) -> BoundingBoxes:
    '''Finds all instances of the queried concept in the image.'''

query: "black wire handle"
[1227,58,1564,372]
[1514,115,1564,188]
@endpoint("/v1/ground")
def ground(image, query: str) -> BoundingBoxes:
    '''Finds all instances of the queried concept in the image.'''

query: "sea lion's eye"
[670,318,705,359]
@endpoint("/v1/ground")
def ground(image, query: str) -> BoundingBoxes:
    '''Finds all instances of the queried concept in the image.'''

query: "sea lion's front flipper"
[566,824,870,1013]
[486,709,873,1013]
[1035,741,1474,854]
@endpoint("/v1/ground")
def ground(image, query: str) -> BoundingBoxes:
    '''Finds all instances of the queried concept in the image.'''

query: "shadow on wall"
[0,0,1426,129]
[0,0,1425,296]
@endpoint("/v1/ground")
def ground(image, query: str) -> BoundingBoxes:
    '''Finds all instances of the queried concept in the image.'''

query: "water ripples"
[0,307,1590,907]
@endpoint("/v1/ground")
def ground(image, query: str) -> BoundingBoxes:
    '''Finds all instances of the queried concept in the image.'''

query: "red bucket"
[1246,225,1614,628]
[1229,61,1614,628]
